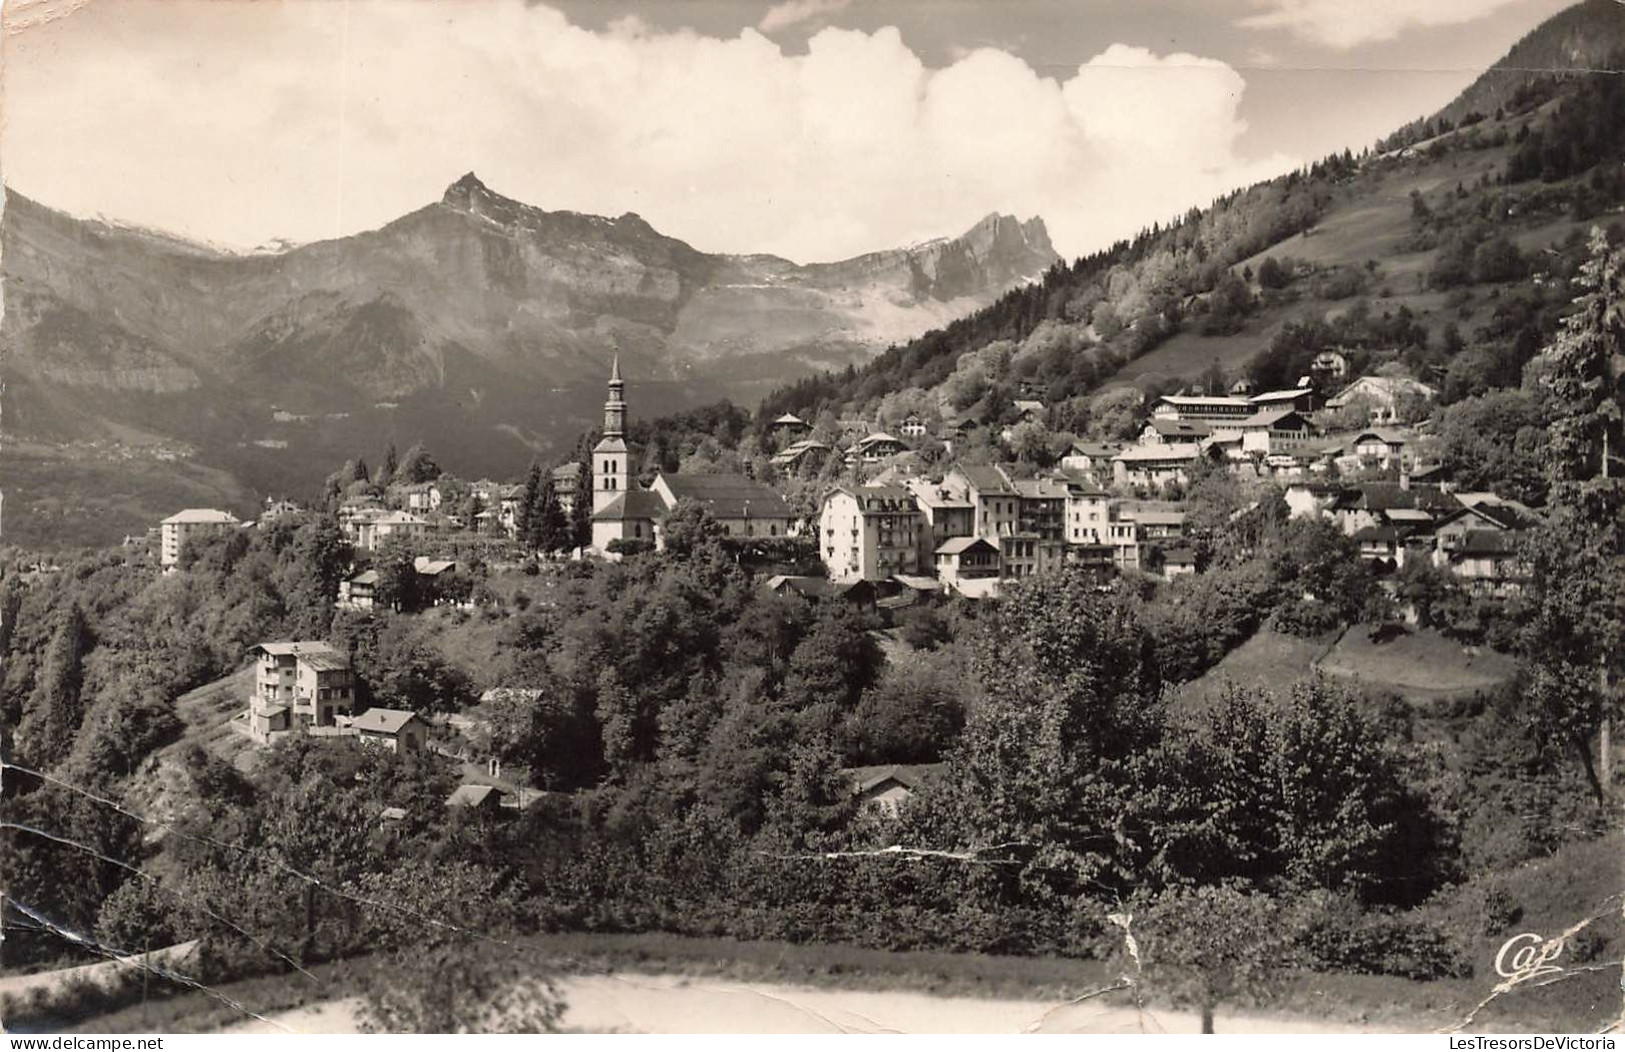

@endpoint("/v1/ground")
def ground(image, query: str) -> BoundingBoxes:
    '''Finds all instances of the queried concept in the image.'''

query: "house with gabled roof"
[770,413,812,439]
[352,708,428,754]
[841,763,947,815]
[247,641,356,743]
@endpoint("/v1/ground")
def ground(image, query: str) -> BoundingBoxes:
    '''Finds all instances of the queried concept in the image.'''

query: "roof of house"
[773,413,809,426]
[1452,494,1541,530]
[1010,476,1069,501]
[1147,418,1212,438]
[478,687,545,706]
[903,479,975,509]
[1327,374,1437,407]
[163,508,240,525]
[1455,529,1523,556]
[412,557,456,576]
[376,511,428,526]
[250,641,348,663]
[1352,525,1400,543]
[1156,395,1253,410]
[1351,429,1410,447]
[951,463,1017,494]
[551,462,580,481]
[379,806,408,822]
[892,574,942,592]
[1114,443,1202,463]
[657,473,792,518]
[764,575,835,598]
[352,708,421,734]
[1238,408,1310,429]
[1013,400,1045,415]
[1066,441,1123,459]
[1248,388,1314,405]
[842,763,948,795]
[1133,510,1187,527]
[1051,469,1109,496]
[936,536,999,556]
[591,489,668,523]
[346,569,379,585]
[1383,508,1436,524]
[1334,482,1456,514]
[446,784,503,808]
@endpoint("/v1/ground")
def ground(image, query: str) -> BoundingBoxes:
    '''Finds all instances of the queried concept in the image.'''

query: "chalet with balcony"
[247,641,356,743]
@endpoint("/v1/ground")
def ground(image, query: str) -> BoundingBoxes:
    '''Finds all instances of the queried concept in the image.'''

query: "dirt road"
[225,973,1405,1034]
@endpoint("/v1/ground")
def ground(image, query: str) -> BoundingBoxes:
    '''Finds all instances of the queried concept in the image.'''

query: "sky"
[0,0,1577,262]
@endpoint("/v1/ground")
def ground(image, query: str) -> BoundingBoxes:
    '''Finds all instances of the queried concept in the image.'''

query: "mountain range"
[0,175,1055,545]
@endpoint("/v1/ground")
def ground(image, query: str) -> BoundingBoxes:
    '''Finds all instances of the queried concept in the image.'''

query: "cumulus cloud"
[1,0,1295,261]
[758,0,852,33]
[1238,0,1530,48]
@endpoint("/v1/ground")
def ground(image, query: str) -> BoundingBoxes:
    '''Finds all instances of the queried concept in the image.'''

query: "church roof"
[657,473,791,518]
[591,490,666,522]
[593,436,628,453]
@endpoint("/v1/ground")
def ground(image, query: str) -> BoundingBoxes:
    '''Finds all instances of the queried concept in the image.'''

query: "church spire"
[603,355,626,439]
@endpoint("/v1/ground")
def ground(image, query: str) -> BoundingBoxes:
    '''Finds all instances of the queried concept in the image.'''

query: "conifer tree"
[516,462,543,548]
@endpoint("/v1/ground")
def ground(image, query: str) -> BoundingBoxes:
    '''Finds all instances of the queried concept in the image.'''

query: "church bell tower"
[593,356,631,512]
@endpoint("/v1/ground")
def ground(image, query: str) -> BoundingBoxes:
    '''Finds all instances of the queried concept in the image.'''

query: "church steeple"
[593,356,630,513]
[603,355,627,438]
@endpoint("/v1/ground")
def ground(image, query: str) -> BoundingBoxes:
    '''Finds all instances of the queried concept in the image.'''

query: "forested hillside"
[761,38,1625,441]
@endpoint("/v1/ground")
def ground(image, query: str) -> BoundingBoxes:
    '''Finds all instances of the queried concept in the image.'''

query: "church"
[590,359,797,554]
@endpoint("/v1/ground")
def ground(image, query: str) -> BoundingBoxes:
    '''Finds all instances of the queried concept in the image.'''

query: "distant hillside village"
[131,351,1551,777]
[152,354,1534,612]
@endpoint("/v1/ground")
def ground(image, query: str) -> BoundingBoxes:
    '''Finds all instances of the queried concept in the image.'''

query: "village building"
[1010,476,1068,542]
[944,464,1020,542]
[337,569,379,610]
[550,463,582,516]
[589,362,794,553]
[998,533,1066,580]
[903,478,975,566]
[819,485,924,582]
[398,482,441,514]
[1159,547,1198,578]
[763,575,879,609]
[770,439,833,473]
[1311,350,1349,381]
[1141,418,1213,445]
[770,413,812,440]
[351,510,431,552]
[1237,409,1316,456]
[1055,472,1111,545]
[1348,429,1411,467]
[353,708,428,754]
[1112,444,1203,488]
[1327,375,1436,425]
[1150,394,1257,428]
[841,764,946,815]
[934,536,1001,594]
[247,641,356,744]
[1060,441,1122,480]
[845,432,910,464]
[1247,387,1317,414]
[446,784,505,814]
[160,508,241,570]
[898,414,929,439]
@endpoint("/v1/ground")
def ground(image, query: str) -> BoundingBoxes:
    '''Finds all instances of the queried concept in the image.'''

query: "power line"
[4,898,295,1034]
